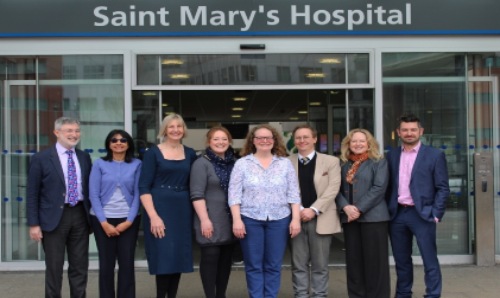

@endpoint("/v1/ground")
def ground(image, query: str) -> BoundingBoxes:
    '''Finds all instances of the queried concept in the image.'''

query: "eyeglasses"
[59,129,81,134]
[254,136,274,142]
[111,138,128,144]
[294,136,312,141]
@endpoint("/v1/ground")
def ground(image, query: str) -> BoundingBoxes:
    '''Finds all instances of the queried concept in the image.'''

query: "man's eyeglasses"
[59,129,81,134]
[111,138,128,144]
[254,136,274,142]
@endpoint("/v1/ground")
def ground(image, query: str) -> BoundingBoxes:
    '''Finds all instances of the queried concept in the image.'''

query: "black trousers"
[199,244,234,298]
[91,215,141,298]
[42,204,89,298]
[343,221,391,298]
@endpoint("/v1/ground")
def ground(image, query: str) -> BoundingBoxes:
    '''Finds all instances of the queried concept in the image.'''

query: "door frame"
[1,79,40,263]
[467,76,499,262]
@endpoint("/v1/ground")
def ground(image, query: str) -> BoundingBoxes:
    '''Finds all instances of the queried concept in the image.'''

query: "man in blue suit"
[27,117,92,298]
[386,113,450,298]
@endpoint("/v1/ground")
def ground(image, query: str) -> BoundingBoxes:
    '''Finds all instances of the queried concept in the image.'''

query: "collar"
[401,141,422,153]
[298,151,316,161]
[56,142,75,155]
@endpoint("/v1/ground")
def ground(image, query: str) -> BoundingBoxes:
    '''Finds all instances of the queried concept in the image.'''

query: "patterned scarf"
[204,147,236,195]
[346,152,369,184]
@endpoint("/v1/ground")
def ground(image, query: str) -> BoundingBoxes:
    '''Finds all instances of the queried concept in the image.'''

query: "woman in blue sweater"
[89,129,142,298]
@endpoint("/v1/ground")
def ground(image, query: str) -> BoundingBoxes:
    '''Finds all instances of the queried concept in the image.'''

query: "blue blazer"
[26,145,92,232]
[386,144,450,222]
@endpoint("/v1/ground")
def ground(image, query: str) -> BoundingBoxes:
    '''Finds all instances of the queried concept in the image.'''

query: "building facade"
[1,0,499,270]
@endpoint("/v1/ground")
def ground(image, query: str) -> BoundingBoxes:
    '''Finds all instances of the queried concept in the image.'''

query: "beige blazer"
[289,152,342,234]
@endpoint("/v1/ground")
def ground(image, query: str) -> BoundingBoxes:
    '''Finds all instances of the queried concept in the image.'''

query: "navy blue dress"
[139,145,197,275]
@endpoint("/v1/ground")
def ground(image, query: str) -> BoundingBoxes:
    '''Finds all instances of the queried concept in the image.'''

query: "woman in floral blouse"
[228,124,301,298]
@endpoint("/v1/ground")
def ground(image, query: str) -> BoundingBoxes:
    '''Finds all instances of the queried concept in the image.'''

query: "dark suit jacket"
[386,144,450,222]
[336,158,390,223]
[26,145,92,232]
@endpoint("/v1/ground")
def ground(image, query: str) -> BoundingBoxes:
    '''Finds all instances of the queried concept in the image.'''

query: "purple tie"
[66,150,78,206]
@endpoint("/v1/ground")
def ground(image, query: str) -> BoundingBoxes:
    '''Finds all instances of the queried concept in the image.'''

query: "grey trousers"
[291,218,333,298]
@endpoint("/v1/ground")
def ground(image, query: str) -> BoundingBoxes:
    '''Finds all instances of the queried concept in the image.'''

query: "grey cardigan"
[189,155,235,246]
[336,158,390,223]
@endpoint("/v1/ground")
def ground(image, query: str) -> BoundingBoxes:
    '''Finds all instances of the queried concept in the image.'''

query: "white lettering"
[366,4,372,25]
[387,10,403,25]
[93,6,170,27]
[180,6,207,26]
[211,10,225,26]
[267,10,279,25]
[406,3,412,24]
[313,10,330,26]
[289,4,412,31]
[239,10,257,31]
[94,6,109,26]
[332,10,345,25]
[111,11,127,27]
[347,10,364,30]
[374,6,387,25]
[180,6,256,31]
[291,5,310,25]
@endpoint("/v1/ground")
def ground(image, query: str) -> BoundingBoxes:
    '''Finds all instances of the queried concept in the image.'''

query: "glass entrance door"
[132,88,375,265]
[467,76,500,255]
[1,80,41,261]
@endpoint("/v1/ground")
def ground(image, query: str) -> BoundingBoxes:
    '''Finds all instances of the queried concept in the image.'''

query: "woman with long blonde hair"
[336,128,391,298]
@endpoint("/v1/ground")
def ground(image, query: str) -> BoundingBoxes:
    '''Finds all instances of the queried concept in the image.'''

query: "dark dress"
[139,145,197,275]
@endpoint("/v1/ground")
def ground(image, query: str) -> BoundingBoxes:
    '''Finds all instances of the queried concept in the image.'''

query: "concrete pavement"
[1,265,499,297]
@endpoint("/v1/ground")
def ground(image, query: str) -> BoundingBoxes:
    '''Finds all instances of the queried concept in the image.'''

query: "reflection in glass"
[136,53,371,86]
[383,52,468,254]
[347,54,369,84]
[1,55,124,262]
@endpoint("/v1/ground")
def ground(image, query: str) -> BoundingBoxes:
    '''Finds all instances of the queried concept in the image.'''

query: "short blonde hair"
[240,124,287,157]
[157,113,188,141]
[339,128,382,163]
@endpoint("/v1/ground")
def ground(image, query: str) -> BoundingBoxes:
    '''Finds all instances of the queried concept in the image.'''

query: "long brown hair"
[239,124,287,157]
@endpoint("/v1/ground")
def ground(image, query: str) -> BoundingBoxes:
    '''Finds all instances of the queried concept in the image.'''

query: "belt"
[160,185,188,191]
[398,203,415,208]
[65,202,82,208]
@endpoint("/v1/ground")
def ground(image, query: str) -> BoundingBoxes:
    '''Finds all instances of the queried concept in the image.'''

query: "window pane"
[39,55,123,80]
[383,53,465,77]
[348,89,373,131]
[137,55,159,85]
[132,90,160,155]
[383,80,468,255]
[0,55,124,261]
[347,54,369,84]
[136,53,362,85]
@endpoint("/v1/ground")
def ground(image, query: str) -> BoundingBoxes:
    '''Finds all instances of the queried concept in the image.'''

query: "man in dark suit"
[27,117,92,298]
[289,124,341,298]
[386,113,450,298]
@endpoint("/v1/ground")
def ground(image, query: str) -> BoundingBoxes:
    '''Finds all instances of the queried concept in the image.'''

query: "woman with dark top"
[89,129,142,298]
[335,128,390,298]
[190,126,237,298]
[138,113,197,298]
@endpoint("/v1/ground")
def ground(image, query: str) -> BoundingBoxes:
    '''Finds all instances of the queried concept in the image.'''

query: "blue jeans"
[240,215,291,298]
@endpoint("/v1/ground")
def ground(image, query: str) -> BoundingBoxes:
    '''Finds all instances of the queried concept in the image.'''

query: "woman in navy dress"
[139,113,197,298]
